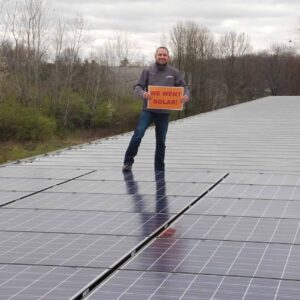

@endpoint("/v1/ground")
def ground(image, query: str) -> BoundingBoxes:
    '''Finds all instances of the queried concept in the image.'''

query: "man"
[122,46,190,172]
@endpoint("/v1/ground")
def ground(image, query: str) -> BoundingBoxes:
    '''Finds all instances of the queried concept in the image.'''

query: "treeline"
[169,22,300,117]
[0,0,300,143]
[0,0,145,142]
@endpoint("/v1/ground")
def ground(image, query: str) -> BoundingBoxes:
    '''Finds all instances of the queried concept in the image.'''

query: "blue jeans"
[124,110,169,171]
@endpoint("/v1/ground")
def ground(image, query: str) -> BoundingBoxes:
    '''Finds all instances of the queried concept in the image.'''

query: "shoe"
[122,164,132,172]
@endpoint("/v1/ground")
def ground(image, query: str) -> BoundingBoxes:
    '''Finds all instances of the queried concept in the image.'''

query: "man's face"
[155,48,169,65]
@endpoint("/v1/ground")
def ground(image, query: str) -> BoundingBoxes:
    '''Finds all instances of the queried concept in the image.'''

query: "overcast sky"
[7,0,300,60]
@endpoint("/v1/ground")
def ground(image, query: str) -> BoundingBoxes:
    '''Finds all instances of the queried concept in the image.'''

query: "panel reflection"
[123,171,175,238]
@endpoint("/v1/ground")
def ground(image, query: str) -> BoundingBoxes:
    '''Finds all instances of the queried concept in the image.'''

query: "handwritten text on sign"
[147,85,184,110]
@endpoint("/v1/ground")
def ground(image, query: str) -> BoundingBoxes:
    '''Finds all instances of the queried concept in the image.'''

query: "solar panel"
[87,270,300,300]
[48,179,213,196]
[160,215,300,244]
[1,96,300,298]
[0,191,28,206]
[0,178,62,192]
[207,183,300,200]
[120,238,300,280]
[79,169,225,183]
[0,166,94,180]
[6,192,195,213]
[223,173,300,186]
[0,232,143,268]
[188,197,300,218]
[0,264,104,300]
[0,209,172,237]
[86,171,300,299]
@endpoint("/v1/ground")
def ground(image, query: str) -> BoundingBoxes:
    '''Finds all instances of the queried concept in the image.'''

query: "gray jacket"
[133,63,190,113]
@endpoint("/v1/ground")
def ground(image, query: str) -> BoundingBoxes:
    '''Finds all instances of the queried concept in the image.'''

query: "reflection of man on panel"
[123,171,173,238]
[122,47,190,172]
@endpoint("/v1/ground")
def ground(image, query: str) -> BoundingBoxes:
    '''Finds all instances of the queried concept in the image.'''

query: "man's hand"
[143,92,151,100]
[181,95,189,104]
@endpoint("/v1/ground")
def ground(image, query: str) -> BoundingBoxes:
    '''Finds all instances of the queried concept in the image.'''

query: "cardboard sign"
[147,85,184,110]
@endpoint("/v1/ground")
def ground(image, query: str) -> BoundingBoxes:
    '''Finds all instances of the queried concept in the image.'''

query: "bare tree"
[0,0,8,39]
[0,0,8,96]
[102,31,136,67]
[170,21,216,113]
[47,13,66,113]
[22,0,49,106]
[263,43,296,95]
[170,21,185,71]
[3,0,49,105]
[218,31,252,104]
[58,15,86,127]
[219,31,251,58]
[0,51,7,101]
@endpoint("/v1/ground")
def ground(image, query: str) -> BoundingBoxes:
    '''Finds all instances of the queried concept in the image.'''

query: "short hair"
[155,46,169,55]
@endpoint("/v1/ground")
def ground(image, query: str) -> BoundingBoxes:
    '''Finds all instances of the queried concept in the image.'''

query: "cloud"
[2,0,299,59]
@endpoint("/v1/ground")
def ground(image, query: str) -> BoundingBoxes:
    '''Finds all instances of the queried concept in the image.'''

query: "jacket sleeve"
[175,71,190,99]
[133,69,148,99]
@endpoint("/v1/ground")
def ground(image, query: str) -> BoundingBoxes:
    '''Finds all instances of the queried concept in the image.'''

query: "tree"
[3,0,49,106]
[0,56,7,100]
[170,21,216,114]
[262,44,296,95]
[54,14,87,127]
[218,31,251,104]
[0,0,8,99]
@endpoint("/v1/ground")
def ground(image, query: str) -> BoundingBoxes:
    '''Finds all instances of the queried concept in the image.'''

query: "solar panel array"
[0,165,225,299]
[88,173,300,300]
[1,96,300,299]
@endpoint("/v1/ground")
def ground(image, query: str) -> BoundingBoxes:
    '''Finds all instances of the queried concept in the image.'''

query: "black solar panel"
[6,192,195,213]
[79,169,225,183]
[122,238,300,278]
[0,232,143,268]
[88,172,300,299]
[0,264,104,300]
[0,166,93,180]
[49,179,213,196]
[188,197,300,218]
[87,270,300,300]
[0,191,28,206]
[0,178,62,192]
[207,183,300,200]
[223,173,300,186]
[0,168,226,298]
[0,209,174,236]
[170,215,300,244]
[2,96,300,299]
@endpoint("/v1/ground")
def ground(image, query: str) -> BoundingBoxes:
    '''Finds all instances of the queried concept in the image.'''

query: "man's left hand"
[181,95,189,104]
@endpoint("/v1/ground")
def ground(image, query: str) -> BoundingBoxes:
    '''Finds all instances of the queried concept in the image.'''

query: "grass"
[0,127,131,165]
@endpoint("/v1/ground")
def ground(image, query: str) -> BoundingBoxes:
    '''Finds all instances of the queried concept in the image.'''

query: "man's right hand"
[143,92,151,100]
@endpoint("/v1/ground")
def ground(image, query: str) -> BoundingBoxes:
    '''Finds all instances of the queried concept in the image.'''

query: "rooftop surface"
[1,95,300,299]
